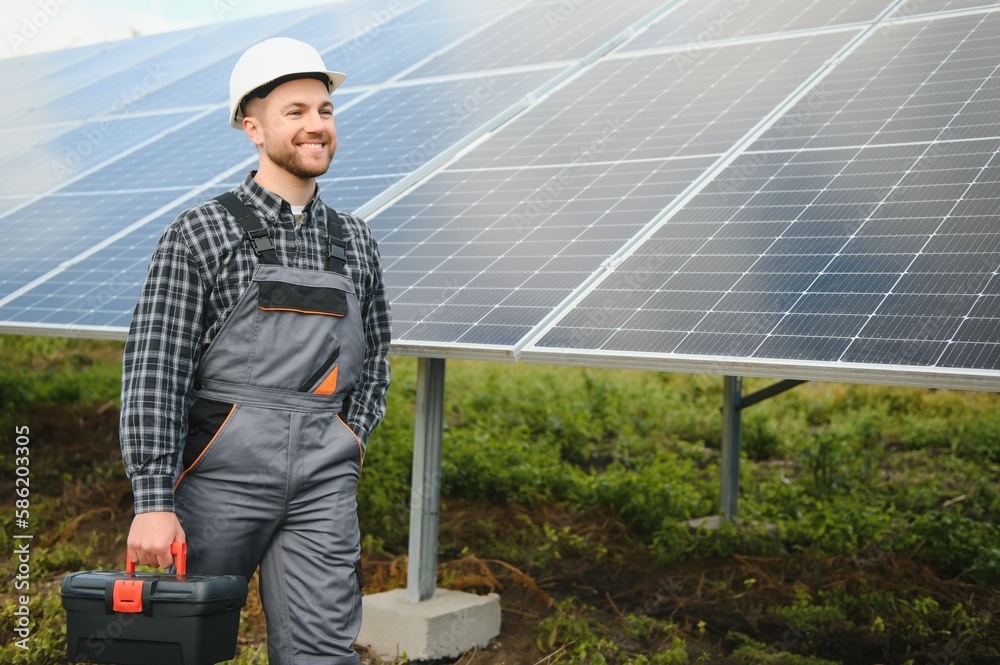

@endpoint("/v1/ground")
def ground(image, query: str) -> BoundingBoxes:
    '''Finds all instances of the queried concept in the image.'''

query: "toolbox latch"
[112,579,144,613]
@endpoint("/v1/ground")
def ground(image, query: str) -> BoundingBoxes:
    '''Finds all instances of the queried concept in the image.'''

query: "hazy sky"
[1,0,338,60]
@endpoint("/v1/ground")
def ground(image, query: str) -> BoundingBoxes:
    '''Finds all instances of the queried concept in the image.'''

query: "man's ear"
[242,117,264,146]
[242,103,265,146]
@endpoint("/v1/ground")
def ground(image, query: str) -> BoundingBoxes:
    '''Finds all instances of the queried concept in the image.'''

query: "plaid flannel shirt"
[120,173,391,514]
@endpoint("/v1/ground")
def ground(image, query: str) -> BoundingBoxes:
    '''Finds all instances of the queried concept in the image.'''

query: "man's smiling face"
[244,77,337,181]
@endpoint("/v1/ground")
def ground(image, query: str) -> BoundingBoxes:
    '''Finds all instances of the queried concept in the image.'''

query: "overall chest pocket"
[257,280,347,317]
[245,276,355,392]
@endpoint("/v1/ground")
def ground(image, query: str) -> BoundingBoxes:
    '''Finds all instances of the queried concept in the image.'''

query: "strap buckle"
[329,240,347,263]
[247,230,275,255]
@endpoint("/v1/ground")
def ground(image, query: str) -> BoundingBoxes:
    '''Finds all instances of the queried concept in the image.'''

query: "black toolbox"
[61,542,249,665]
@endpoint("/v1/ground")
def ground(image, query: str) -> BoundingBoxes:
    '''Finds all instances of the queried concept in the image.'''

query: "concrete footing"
[357,588,501,661]
[685,514,780,537]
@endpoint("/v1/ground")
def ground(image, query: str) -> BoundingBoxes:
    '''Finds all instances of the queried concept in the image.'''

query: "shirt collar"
[237,171,325,227]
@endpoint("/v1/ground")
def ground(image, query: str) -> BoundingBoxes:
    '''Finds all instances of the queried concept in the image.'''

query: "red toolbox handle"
[125,541,187,576]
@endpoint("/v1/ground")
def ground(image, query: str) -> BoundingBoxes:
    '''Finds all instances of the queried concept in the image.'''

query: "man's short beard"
[263,139,334,179]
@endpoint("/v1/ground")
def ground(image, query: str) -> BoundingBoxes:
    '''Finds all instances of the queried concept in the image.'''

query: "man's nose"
[304,109,328,134]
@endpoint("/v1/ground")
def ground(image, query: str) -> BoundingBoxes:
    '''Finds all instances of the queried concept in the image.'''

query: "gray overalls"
[174,192,365,665]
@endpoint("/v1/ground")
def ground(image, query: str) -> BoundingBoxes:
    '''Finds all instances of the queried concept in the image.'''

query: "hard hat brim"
[229,69,347,129]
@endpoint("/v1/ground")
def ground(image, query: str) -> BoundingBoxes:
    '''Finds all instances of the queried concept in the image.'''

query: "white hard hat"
[229,37,346,129]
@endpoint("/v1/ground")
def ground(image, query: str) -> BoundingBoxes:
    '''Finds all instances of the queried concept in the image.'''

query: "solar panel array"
[523,7,1000,389]
[0,0,998,390]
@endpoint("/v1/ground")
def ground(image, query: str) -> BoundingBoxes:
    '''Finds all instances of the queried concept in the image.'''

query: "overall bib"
[174,193,365,665]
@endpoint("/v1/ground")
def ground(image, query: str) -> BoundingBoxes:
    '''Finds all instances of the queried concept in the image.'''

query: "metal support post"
[720,376,743,522]
[718,377,807,522]
[406,357,446,603]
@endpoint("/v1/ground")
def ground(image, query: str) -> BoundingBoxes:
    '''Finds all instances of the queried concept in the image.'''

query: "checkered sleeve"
[343,214,392,448]
[120,220,205,514]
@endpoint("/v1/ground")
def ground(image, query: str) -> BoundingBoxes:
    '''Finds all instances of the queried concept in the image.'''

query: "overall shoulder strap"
[324,205,347,275]
[215,192,280,265]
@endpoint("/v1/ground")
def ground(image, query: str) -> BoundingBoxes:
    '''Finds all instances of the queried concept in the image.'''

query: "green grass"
[0,336,122,414]
[361,359,1000,580]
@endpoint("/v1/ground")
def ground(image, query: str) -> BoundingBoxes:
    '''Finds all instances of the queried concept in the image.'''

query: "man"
[119,37,391,664]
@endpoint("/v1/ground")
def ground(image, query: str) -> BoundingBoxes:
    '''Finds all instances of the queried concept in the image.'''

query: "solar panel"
[113,2,398,116]
[0,198,32,218]
[4,17,316,129]
[60,110,256,192]
[0,111,200,197]
[112,1,510,116]
[902,0,1000,15]
[402,0,673,80]
[2,33,201,121]
[375,156,717,352]
[0,128,54,163]
[318,1,511,87]
[374,30,854,355]
[0,0,673,336]
[0,43,99,92]
[0,68,561,330]
[0,198,209,331]
[0,171,416,333]
[753,11,1000,149]
[623,0,889,53]
[0,189,182,292]
[1,0,998,391]
[522,9,1000,389]
[328,70,560,179]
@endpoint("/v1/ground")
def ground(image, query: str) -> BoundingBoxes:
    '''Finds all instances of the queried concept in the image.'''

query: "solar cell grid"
[317,0,510,87]
[3,30,202,120]
[460,31,852,170]
[623,0,889,53]
[0,199,203,329]
[2,0,693,339]
[0,43,102,94]
[330,69,560,179]
[375,156,717,348]
[897,0,1000,16]
[115,56,242,116]
[0,198,32,218]
[755,12,1000,151]
[277,0,423,53]
[0,112,195,197]
[0,129,56,163]
[0,59,559,329]
[376,31,854,350]
[318,176,407,212]
[529,101,1000,374]
[0,189,182,292]
[59,110,255,192]
[115,1,440,115]
[7,10,329,129]
[403,0,670,80]
[0,44,114,112]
